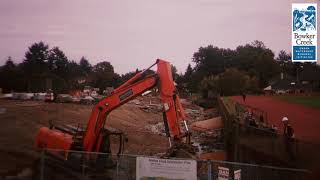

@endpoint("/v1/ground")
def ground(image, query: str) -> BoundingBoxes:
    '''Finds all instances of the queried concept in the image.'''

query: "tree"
[251,40,266,49]
[190,40,279,91]
[48,47,69,77]
[4,56,15,69]
[121,71,138,83]
[191,45,236,91]
[193,45,233,76]
[93,61,114,74]
[23,42,49,75]
[22,42,50,91]
[46,47,71,92]
[79,57,92,75]
[171,65,178,80]
[200,69,259,96]
[0,57,26,92]
[0,57,16,92]
[67,60,84,90]
[68,60,82,77]
[91,61,119,91]
[276,50,297,78]
[184,64,193,80]
[277,50,292,61]
[112,73,122,88]
[232,41,279,87]
[234,41,275,72]
[253,53,280,87]
[181,64,198,93]
[175,73,184,86]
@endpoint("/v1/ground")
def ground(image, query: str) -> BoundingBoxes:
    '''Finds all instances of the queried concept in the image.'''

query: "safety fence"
[36,149,311,180]
[217,97,319,177]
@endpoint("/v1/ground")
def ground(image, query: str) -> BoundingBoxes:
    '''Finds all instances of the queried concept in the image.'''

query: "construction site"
[0,81,223,179]
[0,60,318,180]
[1,1,320,179]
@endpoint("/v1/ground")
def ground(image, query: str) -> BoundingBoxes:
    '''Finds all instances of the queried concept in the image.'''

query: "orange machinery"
[35,59,190,167]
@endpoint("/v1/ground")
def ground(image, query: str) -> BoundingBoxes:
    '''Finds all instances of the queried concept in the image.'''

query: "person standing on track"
[282,117,294,138]
[242,92,246,102]
[282,117,295,160]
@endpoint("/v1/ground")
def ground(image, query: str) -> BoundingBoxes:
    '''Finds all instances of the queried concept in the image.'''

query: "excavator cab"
[36,122,126,176]
[51,121,125,151]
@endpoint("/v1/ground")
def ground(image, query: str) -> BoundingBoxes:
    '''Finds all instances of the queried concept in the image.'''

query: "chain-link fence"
[204,160,310,180]
[35,149,310,180]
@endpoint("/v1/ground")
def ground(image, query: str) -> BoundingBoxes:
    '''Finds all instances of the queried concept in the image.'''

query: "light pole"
[296,65,304,83]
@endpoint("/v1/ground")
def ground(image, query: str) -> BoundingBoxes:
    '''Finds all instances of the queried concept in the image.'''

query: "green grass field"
[277,96,320,109]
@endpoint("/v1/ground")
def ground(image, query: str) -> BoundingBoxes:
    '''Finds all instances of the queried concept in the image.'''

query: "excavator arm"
[35,59,188,155]
[83,74,157,152]
[83,59,187,152]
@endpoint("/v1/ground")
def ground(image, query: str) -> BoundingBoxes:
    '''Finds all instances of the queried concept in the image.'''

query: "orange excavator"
[35,59,191,172]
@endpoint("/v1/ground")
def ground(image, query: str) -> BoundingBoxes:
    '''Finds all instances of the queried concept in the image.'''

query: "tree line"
[1,40,319,95]
[0,42,123,93]
[176,40,320,96]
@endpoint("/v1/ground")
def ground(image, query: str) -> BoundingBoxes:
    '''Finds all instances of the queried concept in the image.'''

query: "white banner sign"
[136,157,197,180]
[218,166,229,180]
[234,169,241,180]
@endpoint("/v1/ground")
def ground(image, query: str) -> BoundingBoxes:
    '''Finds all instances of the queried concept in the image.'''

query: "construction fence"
[36,149,310,180]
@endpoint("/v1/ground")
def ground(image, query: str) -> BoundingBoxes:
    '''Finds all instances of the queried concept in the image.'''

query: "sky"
[0,0,319,74]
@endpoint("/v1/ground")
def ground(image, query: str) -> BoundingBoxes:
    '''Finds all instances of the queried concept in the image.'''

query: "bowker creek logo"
[292,3,317,62]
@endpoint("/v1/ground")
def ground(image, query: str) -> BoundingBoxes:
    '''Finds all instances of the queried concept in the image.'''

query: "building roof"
[271,79,297,90]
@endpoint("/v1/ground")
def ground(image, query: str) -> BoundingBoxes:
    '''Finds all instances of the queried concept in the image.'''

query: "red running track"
[231,96,320,143]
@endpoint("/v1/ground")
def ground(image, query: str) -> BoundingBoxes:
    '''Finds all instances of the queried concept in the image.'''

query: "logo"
[119,89,133,101]
[292,3,317,62]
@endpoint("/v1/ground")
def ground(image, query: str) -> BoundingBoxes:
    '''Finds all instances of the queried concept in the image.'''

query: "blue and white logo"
[292,4,317,62]
[293,6,316,32]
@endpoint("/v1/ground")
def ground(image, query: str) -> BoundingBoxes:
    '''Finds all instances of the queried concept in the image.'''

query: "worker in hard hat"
[282,117,295,160]
[282,117,294,138]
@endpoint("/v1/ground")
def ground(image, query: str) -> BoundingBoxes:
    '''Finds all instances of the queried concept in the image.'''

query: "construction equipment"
[34,59,191,173]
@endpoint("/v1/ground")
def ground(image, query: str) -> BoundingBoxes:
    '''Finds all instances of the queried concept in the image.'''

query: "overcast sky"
[0,0,319,74]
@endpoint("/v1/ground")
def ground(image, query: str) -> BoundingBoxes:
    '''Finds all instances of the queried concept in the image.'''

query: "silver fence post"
[82,154,85,177]
[208,160,212,180]
[40,150,45,180]
[116,156,119,180]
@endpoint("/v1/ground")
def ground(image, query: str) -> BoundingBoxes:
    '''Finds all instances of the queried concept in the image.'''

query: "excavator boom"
[83,74,157,151]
